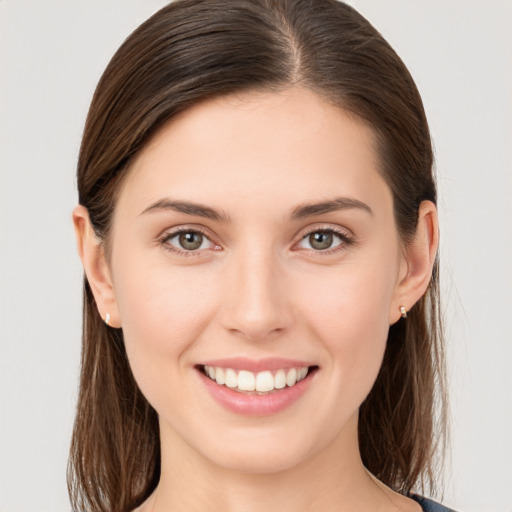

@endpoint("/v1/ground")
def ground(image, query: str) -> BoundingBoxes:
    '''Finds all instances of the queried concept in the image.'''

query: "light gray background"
[1,1,511,511]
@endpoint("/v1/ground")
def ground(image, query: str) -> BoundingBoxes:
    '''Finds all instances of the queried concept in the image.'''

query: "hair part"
[69,1,447,510]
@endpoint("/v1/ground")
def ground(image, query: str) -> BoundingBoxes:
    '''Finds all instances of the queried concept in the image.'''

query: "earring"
[400,306,408,319]
[105,312,111,325]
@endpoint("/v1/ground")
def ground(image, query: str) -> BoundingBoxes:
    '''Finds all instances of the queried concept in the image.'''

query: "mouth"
[197,364,319,395]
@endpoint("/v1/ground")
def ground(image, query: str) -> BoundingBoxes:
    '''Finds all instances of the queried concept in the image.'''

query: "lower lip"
[197,368,317,416]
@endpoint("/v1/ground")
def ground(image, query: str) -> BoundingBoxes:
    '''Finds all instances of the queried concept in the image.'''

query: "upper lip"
[196,357,316,373]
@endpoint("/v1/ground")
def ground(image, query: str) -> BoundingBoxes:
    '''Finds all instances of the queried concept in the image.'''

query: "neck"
[147,414,398,512]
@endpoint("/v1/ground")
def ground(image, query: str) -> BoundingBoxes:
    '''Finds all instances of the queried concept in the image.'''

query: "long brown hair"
[68,1,447,510]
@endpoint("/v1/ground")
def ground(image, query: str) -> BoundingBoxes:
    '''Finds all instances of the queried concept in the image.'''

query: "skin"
[74,88,438,512]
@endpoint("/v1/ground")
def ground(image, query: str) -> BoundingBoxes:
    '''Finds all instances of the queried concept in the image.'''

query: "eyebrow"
[140,196,372,222]
[291,197,373,219]
[140,199,230,222]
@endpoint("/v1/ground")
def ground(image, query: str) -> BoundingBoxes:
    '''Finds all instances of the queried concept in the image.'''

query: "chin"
[206,440,312,475]
[179,416,344,476]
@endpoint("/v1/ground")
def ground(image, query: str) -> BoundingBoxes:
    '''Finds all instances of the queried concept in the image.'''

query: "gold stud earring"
[105,312,111,325]
[400,306,408,319]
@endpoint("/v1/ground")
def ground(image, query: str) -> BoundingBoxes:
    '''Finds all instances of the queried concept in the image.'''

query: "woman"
[69,0,452,510]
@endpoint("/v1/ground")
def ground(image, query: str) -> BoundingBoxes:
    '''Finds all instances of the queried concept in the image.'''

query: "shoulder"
[410,495,459,512]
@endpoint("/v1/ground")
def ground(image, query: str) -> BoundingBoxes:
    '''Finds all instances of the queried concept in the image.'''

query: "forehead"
[117,87,391,219]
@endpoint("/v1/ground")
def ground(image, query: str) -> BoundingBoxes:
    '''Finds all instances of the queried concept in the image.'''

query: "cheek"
[111,254,218,397]
[299,262,396,394]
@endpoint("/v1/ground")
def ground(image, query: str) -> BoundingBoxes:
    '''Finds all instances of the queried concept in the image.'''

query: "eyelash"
[294,226,354,255]
[158,226,354,256]
[159,227,218,257]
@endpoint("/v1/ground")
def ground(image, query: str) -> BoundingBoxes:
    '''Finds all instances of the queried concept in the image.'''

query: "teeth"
[215,367,226,385]
[274,369,286,389]
[255,371,274,392]
[225,368,237,388]
[203,365,311,393]
[286,368,297,387]
[238,370,255,391]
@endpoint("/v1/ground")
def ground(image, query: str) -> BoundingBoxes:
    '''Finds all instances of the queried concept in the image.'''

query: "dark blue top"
[411,495,457,512]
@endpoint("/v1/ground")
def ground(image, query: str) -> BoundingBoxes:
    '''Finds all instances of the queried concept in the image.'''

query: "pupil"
[179,232,203,250]
[310,232,332,250]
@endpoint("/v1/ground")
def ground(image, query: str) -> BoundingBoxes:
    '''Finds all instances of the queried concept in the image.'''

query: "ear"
[389,200,439,324]
[72,205,121,328]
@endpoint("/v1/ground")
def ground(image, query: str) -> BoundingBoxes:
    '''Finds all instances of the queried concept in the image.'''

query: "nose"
[220,245,293,342]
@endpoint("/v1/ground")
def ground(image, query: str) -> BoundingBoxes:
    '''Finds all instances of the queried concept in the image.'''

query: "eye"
[296,229,349,252]
[160,229,218,254]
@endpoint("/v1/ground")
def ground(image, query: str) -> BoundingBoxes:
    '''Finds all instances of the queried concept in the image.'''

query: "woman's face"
[108,88,408,473]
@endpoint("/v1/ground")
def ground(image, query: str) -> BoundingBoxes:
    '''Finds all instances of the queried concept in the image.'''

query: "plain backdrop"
[1,1,511,511]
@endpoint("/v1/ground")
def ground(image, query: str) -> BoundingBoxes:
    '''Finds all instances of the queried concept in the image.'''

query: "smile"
[196,358,319,415]
[202,365,311,394]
